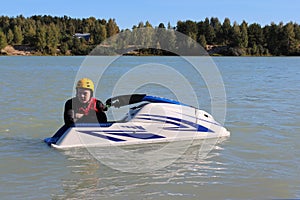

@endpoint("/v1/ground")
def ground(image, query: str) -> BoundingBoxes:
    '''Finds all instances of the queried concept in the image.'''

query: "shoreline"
[1,45,299,57]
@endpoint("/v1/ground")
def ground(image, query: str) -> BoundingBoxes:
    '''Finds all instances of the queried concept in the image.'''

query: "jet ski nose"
[221,127,230,137]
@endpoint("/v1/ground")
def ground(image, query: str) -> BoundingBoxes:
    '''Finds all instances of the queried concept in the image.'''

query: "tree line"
[0,15,119,55]
[0,15,299,56]
[177,18,300,56]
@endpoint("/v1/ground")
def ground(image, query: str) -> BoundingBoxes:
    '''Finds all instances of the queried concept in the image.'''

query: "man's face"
[77,88,92,103]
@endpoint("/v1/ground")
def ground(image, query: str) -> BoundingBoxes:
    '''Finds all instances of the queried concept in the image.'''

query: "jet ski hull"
[45,103,230,149]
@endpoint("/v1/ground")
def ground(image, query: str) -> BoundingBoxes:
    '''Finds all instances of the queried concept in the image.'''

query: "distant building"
[73,33,91,41]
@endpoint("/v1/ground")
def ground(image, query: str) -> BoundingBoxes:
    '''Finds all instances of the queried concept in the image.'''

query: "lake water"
[0,56,299,199]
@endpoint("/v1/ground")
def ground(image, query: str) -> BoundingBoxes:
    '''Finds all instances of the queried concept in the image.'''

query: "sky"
[1,0,299,29]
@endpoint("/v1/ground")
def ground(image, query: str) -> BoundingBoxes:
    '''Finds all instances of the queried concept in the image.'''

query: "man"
[64,78,107,126]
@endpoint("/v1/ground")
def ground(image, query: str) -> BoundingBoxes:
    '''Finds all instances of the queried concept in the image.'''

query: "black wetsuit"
[64,97,107,126]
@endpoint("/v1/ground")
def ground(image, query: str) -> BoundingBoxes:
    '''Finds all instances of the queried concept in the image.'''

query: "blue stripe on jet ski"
[79,131,126,142]
[104,132,165,139]
[135,117,189,128]
[78,130,165,141]
[172,111,222,126]
[100,130,147,133]
[138,114,214,132]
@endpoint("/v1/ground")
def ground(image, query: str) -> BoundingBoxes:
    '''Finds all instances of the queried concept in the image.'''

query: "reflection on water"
[53,138,229,199]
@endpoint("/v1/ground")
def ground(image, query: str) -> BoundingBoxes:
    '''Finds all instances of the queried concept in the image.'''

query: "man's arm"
[96,100,107,123]
[64,99,75,126]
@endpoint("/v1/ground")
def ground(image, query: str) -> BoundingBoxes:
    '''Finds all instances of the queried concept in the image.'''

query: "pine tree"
[248,23,264,48]
[264,22,281,55]
[94,24,107,44]
[24,22,36,46]
[221,18,232,45]
[208,26,216,45]
[145,21,152,28]
[6,29,14,44]
[60,42,69,55]
[166,29,176,52]
[203,18,215,44]
[46,23,60,55]
[106,18,119,38]
[198,34,207,48]
[36,25,47,53]
[158,23,165,29]
[157,26,167,49]
[186,20,198,41]
[283,22,297,55]
[294,23,300,41]
[13,25,23,45]
[176,20,197,40]
[231,22,242,47]
[210,17,222,44]
[176,21,187,35]
[144,25,155,47]
[294,23,300,54]
[167,22,173,30]
[131,26,139,45]
[137,22,144,28]
[240,21,248,48]
[0,30,8,49]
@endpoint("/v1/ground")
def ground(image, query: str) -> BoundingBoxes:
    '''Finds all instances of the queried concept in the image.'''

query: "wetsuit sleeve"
[97,100,107,111]
[64,99,75,126]
[96,100,107,123]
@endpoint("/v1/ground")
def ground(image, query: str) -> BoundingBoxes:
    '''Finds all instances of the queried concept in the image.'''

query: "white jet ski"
[44,94,230,149]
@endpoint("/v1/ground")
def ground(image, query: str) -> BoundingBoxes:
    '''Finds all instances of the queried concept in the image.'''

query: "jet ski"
[44,94,230,149]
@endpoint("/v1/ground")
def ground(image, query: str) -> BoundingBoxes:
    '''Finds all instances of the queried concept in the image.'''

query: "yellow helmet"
[76,78,94,92]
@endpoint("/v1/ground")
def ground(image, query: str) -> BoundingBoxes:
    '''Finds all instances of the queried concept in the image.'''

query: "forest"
[0,15,299,56]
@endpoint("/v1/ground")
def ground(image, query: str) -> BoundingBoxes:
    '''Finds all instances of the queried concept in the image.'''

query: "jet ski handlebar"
[105,94,185,108]
[105,94,147,108]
